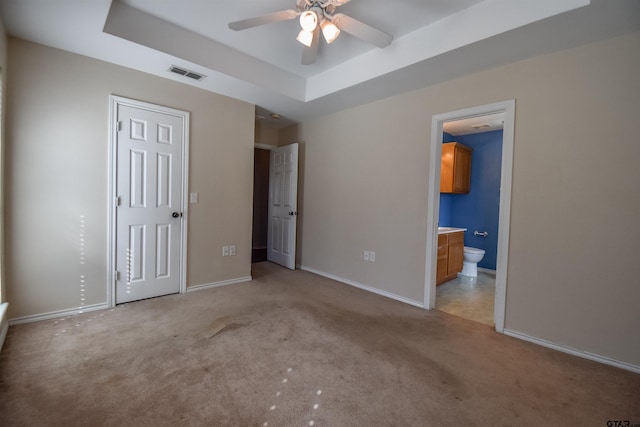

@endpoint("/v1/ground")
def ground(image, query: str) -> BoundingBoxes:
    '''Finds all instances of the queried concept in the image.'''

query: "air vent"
[471,124,491,130]
[169,65,206,81]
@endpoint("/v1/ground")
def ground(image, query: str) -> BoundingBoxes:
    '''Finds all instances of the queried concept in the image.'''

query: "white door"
[267,143,299,269]
[114,102,186,304]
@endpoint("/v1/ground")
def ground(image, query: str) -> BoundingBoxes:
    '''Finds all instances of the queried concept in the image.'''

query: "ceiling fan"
[228,0,393,65]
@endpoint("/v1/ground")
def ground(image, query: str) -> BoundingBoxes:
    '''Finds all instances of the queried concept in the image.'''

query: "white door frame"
[424,100,515,332]
[107,95,190,307]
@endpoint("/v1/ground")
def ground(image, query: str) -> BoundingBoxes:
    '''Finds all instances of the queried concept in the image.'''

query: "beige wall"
[254,121,279,146]
[5,38,254,319]
[281,32,640,366]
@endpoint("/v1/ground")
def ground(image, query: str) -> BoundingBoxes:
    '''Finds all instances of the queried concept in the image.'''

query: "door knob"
[172,212,182,218]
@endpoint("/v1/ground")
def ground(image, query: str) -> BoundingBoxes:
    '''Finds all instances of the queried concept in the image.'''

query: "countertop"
[438,227,467,234]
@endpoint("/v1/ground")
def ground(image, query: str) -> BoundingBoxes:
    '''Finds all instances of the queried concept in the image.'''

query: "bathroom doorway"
[424,101,515,333]
[436,118,503,326]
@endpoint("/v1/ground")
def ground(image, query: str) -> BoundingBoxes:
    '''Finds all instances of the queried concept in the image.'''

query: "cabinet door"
[440,142,472,194]
[447,232,464,274]
[436,234,448,283]
[452,146,471,193]
[440,144,455,193]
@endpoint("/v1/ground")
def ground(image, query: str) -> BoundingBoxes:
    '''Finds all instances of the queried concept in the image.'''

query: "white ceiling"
[120,0,486,78]
[1,0,639,129]
[444,113,504,136]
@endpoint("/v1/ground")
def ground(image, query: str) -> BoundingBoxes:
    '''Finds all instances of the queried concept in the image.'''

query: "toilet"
[460,246,485,277]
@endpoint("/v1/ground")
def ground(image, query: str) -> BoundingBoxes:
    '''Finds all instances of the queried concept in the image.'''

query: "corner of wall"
[0,14,8,308]
[0,303,8,351]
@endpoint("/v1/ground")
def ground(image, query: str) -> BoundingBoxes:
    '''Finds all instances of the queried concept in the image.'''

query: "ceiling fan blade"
[332,13,393,48]
[228,9,299,31]
[301,27,320,65]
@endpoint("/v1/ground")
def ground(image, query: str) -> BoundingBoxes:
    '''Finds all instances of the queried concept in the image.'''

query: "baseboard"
[0,303,8,352]
[477,267,496,276]
[186,276,252,293]
[9,302,109,326]
[299,265,424,309]
[503,329,640,374]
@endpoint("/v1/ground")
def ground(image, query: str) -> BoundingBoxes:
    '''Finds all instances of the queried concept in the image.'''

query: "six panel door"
[267,143,299,270]
[115,104,184,303]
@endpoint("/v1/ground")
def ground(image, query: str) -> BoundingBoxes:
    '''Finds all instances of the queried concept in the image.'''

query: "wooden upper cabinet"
[440,142,472,194]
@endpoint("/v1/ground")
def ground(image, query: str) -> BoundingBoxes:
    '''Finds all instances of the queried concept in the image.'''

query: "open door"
[267,143,298,269]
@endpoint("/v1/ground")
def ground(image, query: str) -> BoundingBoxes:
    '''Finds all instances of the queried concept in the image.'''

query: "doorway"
[108,96,190,306]
[424,100,515,332]
[252,143,299,270]
[436,119,504,326]
[252,147,270,263]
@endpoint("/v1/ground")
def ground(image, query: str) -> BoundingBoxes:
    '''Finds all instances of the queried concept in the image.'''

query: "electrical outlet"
[369,251,376,262]
[190,192,199,204]
[229,245,236,256]
[364,250,370,261]
[222,246,229,256]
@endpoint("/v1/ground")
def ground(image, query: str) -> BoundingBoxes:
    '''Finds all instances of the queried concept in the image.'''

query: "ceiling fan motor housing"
[297,0,336,17]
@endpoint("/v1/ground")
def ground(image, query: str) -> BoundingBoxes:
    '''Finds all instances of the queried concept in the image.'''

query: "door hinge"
[115,271,120,281]
[115,196,121,207]
[117,121,123,132]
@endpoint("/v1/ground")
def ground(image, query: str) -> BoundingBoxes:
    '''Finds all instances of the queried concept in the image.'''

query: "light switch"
[190,192,199,204]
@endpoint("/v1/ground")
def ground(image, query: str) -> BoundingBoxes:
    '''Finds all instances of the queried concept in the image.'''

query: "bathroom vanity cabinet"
[436,231,464,285]
[440,142,472,194]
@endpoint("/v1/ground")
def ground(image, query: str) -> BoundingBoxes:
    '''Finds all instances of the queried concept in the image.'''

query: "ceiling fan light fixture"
[299,10,318,32]
[320,19,340,44]
[296,29,314,47]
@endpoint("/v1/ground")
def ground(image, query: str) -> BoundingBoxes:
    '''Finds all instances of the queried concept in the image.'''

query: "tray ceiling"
[1,0,639,127]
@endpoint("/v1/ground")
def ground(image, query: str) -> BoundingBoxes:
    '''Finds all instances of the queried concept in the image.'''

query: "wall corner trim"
[0,303,8,351]
[186,276,252,293]
[299,265,424,309]
[503,329,640,374]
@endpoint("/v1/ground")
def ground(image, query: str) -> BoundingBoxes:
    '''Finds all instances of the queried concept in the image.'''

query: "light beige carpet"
[1,262,638,426]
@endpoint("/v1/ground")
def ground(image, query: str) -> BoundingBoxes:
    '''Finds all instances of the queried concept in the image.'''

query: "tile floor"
[436,271,495,326]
